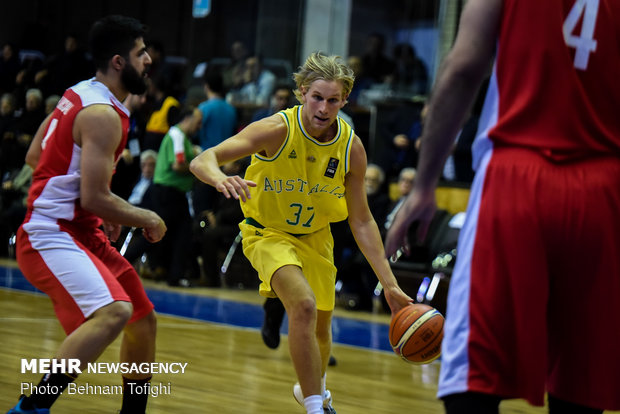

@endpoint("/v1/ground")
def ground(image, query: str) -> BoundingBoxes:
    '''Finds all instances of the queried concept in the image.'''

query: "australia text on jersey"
[262,177,345,198]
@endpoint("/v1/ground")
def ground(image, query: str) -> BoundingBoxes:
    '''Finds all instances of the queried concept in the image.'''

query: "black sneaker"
[7,395,50,414]
[261,298,285,349]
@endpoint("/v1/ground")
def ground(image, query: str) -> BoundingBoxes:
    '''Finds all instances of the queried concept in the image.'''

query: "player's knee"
[127,310,157,340]
[289,297,317,324]
[98,301,133,331]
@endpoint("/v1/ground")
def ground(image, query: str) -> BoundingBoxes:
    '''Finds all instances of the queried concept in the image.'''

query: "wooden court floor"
[0,259,600,414]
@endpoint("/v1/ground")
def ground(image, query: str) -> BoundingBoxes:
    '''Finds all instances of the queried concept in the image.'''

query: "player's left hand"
[215,175,257,202]
[384,188,437,260]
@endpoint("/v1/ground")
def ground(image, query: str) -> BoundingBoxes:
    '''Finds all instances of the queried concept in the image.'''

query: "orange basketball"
[389,303,444,364]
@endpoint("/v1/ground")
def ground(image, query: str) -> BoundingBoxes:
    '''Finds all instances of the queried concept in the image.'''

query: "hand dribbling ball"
[389,303,444,364]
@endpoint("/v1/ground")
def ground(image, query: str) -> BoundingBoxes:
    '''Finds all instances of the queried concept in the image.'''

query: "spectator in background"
[379,102,425,181]
[16,88,46,137]
[333,163,391,311]
[389,43,428,95]
[34,34,93,97]
[250,84,292,122]
[361,33,395,85]
[346,55,373,108]
[1,88,45,178]
[151,107,202,286]
[145,40,165,83]
[128,149,157,208]
[384,167,416,231]
[197,71,237,152]
[14,51,44,110]
[194,70,237,214]
[228,55,275,106]
[44,94,61,115]
[0,93,18,180]
[194,70,238,213]
[0,43,20,95]
[116,149,159,262]
[198,159,247,287]
[143,74,180,151]
[221,40,249,92]
[112,93,148,200]
[121,149,164,280]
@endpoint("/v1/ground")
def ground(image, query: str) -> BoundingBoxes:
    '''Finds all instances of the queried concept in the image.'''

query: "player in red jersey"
[385,0,620,413]
[8,16,166,414]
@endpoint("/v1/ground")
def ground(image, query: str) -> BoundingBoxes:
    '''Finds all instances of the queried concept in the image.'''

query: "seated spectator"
[1,89,44,178]
[115,150,158,262]
[333,163,392,311]
[385,167,417,231]
[34,34,93,97]
[128,150,157,207]
[112,93,148,200]
[227,55,275,106]
[379,102,426,181]
[389,43,428,96]
[365,163,391,229]
[15,88,46,139]
[221,40,249,92]
[250,84,292,123]
[143,74,180,151]
[346,55,373,108]
[14,51,44,110]
[0,93,18,174]
[361,32,395,85]
[0,43,20,95]
[44,94,61,115]
[198,159,247,287]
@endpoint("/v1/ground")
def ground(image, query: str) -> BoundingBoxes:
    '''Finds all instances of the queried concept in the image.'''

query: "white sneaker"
[293,383,336,413]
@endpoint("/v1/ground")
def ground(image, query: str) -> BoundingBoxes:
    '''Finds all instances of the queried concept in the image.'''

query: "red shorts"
[17,220,154,335]
[438,147,620,410]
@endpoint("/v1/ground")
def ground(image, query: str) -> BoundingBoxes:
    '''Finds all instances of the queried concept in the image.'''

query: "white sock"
[321,373,327,397]
[304,394,323,414]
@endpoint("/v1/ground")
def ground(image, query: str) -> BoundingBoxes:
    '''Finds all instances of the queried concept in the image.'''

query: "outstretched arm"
[345,136,413,315]
[190,114,288,201]
[384,0,501,258]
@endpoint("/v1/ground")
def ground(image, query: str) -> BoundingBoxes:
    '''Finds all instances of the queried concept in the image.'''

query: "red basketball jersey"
[476,0,620,162]
[26,79,130,230]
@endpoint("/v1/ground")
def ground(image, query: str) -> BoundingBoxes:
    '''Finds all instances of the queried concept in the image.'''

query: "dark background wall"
[0,0,438,82]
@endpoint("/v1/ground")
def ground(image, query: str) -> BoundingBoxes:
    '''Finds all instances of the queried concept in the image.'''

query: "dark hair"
[89,15,148,72]
[170,106,196,126]
[203,70,225,95]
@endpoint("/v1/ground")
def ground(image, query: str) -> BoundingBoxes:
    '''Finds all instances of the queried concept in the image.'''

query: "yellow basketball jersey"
[241,105,354,234]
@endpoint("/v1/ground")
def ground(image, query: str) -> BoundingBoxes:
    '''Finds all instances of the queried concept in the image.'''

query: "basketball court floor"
[0,259,587,413]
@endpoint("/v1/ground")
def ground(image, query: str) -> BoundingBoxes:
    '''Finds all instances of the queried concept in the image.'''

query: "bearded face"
[121,59,148,95]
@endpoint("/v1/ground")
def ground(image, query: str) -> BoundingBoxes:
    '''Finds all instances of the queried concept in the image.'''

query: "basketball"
[389,303,444,364]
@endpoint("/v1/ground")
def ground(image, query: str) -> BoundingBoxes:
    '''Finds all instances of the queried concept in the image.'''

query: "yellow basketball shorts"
[239,221,337,311]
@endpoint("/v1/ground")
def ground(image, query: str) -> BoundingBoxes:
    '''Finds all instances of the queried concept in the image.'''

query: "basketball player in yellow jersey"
[190,52,413,414]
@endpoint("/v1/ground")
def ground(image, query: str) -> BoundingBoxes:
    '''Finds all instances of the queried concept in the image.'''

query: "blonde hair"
[292,52,355,103]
